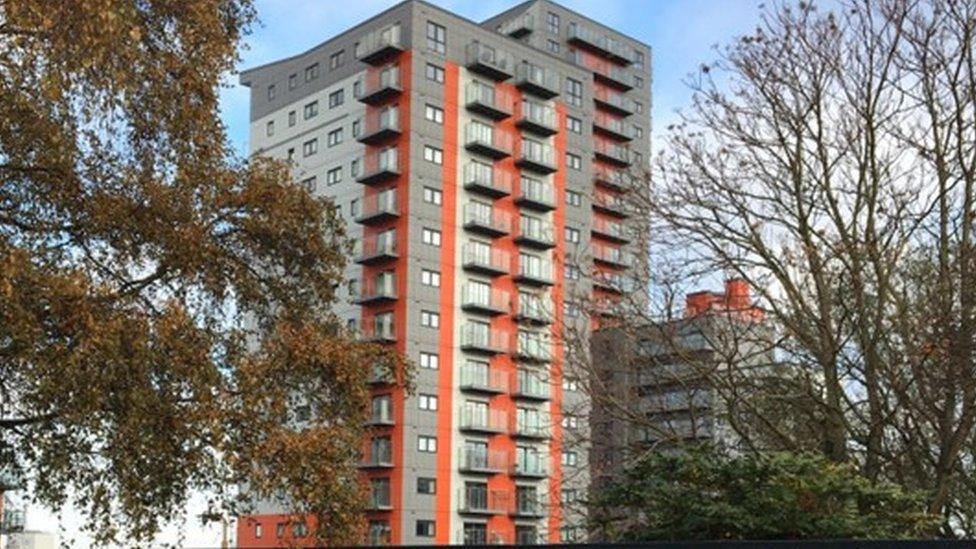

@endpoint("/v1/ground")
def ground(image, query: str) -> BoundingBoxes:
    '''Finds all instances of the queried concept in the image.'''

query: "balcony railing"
[512,414,552,439]
[594,87,637,116]
[465,81,513,120]
[458,487,511,515]
[354,234,397,264]
[460,362,510,393]
[516,141,557,174]
[592,217,631,243]
[594,166,633,191]
[593,113,634,141]
[461,284,510,315]
[462,244,511,275]
[516,259,554,286]
[569,49,634,89]
[357,24,403,64]
[465,41,515,80]
[513,453,549,477]
[513,492,547,518]
[352,275,397,304]
[465,123,514,159]
[356,148,399,185]
[568,24,635,64]
[499,13,533,38]
[458,447,510,473]
[463,203,512,236]
[357,107,401,144]
[515,218,555,249]
[359,66,402,105]
[515,369,551,400]
[592,190,629,217]
[595,140,631,166]
[460,324,510,354]
[592,243,632,268]
[515,294,551,324]
[516,177,555,211]
[360,445,394,468]
[593,271,634,294]
[355,191,399,224]
[516,100,558,136]
[459,407,509,433]
[361,318,396,343]
[515,334,552,362]
[463,162,513,197]
[515,62,560,98]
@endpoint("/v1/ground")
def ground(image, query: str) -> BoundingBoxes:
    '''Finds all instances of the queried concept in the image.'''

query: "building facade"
[236,1,651,545]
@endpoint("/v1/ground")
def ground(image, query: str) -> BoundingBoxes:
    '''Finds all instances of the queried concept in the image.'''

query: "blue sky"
[28,1,771,546]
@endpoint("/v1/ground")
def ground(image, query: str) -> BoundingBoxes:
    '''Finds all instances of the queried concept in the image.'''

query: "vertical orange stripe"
[434,62,460,544]
[549,104,568,541]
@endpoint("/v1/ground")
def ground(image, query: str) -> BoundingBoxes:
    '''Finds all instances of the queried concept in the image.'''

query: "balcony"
[516,141,557,174]
[361,319,396,343]
[592,217,631,243]
[465,123,514,159]
[461,323,510,354]
[515,295,551,325]
[460,363,510,394]
[515,62,560,99]
[354,235,398,265]
[359,66,402,105]
[359,447,395,469]
[593,271,633,294]
[516,100,558,136]
[458,447,510,474]
[516,177,555,211]
[594,88,637,116]
[515,260,554,287]
[466,42,515,81]
[515,218,556,249]
[463,161,513,198]
[512,415,551,440]
[593,113,634,142]
[567,24,635,65]
[594,166,633,191]
[569,49,634,90]
[459,407,509,434]
[499,13,533,38]
[595,140,631,167]
[355,191,399,224]
[458,487,511,515]
[512,492,547,518]
[461,284,510,315]
[514,334,552,363]
[592,244,632,268]
[513,454,549,478]
[463,203,512,237]
[366,410,395,427]
[366,363,392,384]
[462,244,510,276]
[356,149,399,185]
[465,81,513,120]
[357,24,403,65]
[352,276,397,305]
[514,369,551,400]
[357,108,401,145]
[592,190,630,217]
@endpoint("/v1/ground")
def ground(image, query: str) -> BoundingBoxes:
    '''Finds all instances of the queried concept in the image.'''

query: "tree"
[0,1,406,545]
[565,0,976,536]
[591,446,939,541]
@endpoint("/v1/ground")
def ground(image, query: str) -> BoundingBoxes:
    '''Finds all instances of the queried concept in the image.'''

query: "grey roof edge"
[498,0,653,51]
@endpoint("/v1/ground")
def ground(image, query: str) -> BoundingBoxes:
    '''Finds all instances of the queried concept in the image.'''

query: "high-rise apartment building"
[236,0,650,545]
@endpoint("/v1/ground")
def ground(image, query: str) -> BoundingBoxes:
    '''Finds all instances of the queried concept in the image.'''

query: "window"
[562,450,578,466]
[303,100,318,120]
[634,50,645,69]
[420,351,439,370]
[305,63,319,82]
[350,158,360,177]
[326,166,342,185]
[300,176,316,191]
[416,520,436,538]
[567,116,582,134]
[547,39,560,53]
[265,120,275,137]
[302,138,318,157]
[418,435,437,453]
[562,414,579,429]
[419,394,438,411]
[327,128,343,147]
[288,74,297,89]
[329,49,345,70]
[635,75,644,89]
[371,395,391,423]
[370,478,390,509]
[567,152,582,170]
[288,110,296,127]
[424,187,443,205]
[563,376,580,391]
[566,190,581,206]
[369,521,391,545]
[417,477,436,494]
[328,89,344,108]
[267,84,276,101]
[634,150,644,166]
[421,269,441,287]
[353,79,362,98]
[565,301,580,318]
[255,523,263,539]
[424,145,443,165]
[422,227,442,246]
[421,310,440,328]
[566,77,583,107]
[426,63,445,83]
[635,101,644,114]
[350,198,360,217]
[426,21,446,54]
[565,264,581,280]
[546,11,560,33]
[425,104,444,124]
[287,148,295,161]
[276,523,285,538]
[562,488,578,505]
[565,227,580,243]
[634,125,644,139]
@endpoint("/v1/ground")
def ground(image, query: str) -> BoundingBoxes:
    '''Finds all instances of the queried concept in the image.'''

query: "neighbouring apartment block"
[236,0,651,545]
